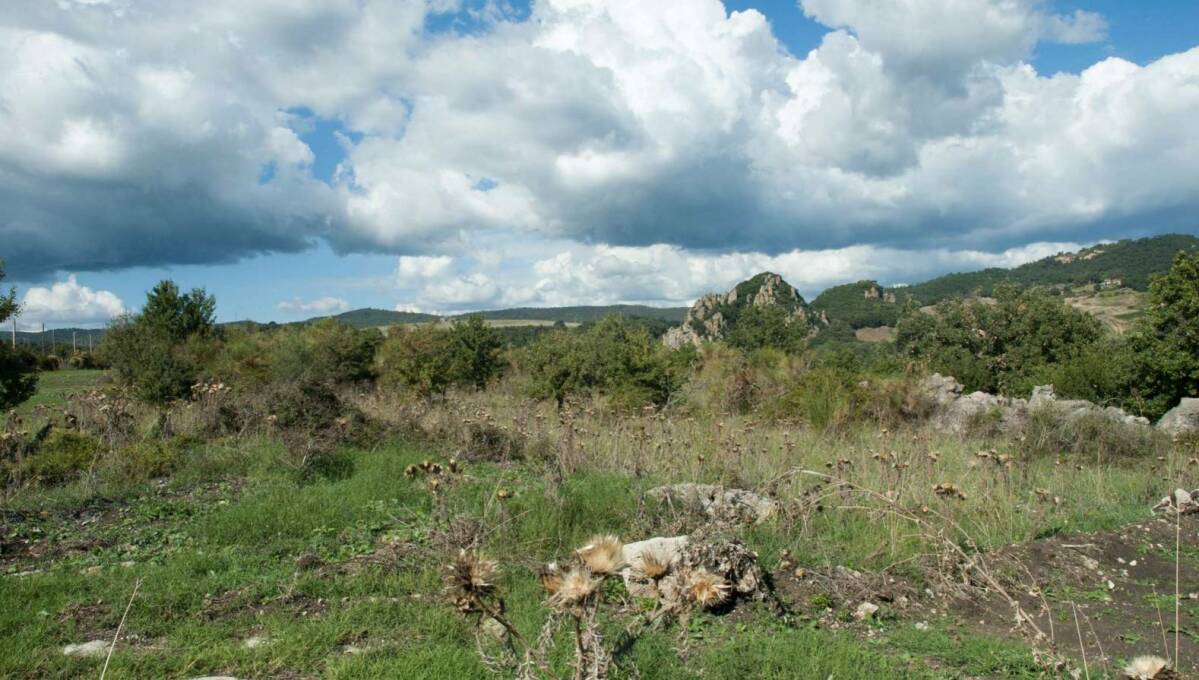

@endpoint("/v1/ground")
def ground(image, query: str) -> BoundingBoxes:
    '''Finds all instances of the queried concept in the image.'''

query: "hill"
[812,234,1198,329]
[905,234,1198,303]
[663,272,824,347]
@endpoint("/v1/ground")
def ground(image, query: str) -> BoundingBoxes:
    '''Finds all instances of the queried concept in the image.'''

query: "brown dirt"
[854,326,896,343]
[950,514,1199,675]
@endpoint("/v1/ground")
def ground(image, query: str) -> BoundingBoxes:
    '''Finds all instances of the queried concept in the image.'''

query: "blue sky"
[4,0,1198,327]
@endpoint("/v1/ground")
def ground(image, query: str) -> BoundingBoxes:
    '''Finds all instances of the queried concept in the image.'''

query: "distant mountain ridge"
[12,234,1195,343]
[811,233,1199,329]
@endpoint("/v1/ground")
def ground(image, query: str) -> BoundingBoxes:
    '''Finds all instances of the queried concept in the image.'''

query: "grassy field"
[12,369,106,420]
[3,375,1197,678]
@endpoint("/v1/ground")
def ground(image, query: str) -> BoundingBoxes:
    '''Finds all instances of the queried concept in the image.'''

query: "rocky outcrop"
[922,375,1149,434]
[1157,399,1199,437]
[647,483,779,525]
[663,272,824,348]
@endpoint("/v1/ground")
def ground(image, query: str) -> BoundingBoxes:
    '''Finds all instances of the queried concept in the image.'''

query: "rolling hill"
[811,233,1199,329]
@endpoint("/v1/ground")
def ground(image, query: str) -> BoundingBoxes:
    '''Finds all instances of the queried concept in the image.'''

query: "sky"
[2,0,1198,328]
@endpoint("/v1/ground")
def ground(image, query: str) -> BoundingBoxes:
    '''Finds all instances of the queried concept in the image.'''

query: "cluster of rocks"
[647,483,779,525]
[921,374,1154,434]
[663,272,825,349]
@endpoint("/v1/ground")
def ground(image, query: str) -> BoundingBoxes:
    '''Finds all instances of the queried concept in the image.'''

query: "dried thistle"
[1121,655,1177,680]
[576,534,624,575]
[537,562,563,595]
[445,549,499,615]
[685,568,730,608]
[550,567,600,611]
[637,551,670,581]
[933,482,967,500]
[403,464,419,478]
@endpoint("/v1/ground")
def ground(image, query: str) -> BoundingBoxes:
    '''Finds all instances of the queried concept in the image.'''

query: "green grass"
[0,436,1066,679]
[12,369,106,420]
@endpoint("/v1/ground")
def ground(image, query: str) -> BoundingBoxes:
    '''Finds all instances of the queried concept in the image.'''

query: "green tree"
[102,279,219,404]
[447,315,504,390]
[896,284,1104,395]
[1129,251,1199,418]
[0,260,38,409]
[141,280,216,341]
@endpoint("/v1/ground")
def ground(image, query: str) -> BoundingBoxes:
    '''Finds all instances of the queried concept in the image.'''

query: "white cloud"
[276,296,351,314]
[18,275,125,326]
[0,0,1193,286]
[389,236,1086,312]
[396,255,455,285]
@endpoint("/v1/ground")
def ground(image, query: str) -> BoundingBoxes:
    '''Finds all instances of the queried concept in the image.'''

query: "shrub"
[376,316,502,397]
[18,430,104,484]
[0,261,37,409]
[105,439,183,483]
[895,284,1105,395]
[518,315,693,409]
[1128,251,1199,419]
[726,304,810,354]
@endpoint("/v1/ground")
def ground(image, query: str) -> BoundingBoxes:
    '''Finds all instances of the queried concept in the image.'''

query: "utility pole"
[88,333,93,352]
[72,331,77,354]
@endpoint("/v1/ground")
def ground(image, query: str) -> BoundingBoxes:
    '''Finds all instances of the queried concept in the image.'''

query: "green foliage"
[140,280,217,342]
[0,260,37,409]
[810,280,909,328]
[106,439,183,484]
[101,279,221,404]
[1128,251,1199,418]
[377,316,503,397]
[102,317,209,404]
[903,234,1199,304]
[519,315,693,408]
[895,285,1104,395]
[19,430,104,484]
[726,304,810,354]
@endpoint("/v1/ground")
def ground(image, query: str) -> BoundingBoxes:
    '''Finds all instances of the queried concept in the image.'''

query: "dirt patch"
[949,515,1199,675]
[854,326,896,343]
[773,564,924,626]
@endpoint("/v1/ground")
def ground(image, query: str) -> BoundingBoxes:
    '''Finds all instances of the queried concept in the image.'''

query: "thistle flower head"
[549,567,600,610]
[1122,655,1174,680]
[685,568,730,608]
[576,534,624,575]
[537,562,563,595]
[636,551,670,581]
[446,549,498,599]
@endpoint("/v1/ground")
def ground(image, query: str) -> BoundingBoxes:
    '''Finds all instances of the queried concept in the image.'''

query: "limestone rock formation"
[663,272,824,348]
[921,375,1149,434]
[1157,398,1199,437]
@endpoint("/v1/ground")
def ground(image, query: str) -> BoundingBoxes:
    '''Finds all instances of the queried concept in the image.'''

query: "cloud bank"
[1,0,1196,290]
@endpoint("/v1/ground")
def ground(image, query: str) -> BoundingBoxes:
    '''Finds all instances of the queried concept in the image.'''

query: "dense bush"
[102,280,218,404]
[0,261,37,409]
[17,430,104,484]
[519,315,693,409]
[1128,251,1199,419]
[377,315,503,397]
[726,304,811,354]
[895,285,1104,396]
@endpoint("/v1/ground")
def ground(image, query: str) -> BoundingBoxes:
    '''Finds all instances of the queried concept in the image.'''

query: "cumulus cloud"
[1,0,1194,285]
[276,296,351,314]
[18,275,125,326]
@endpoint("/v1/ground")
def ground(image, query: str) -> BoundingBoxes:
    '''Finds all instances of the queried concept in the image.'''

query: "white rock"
[62,640,110,658]
[854,602,879,620]
[242,636,267,649]
[647,484,778,524]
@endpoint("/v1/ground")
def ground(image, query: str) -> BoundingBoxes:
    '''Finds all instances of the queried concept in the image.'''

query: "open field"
[11,369,106,422]
[3,371,1199,679]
